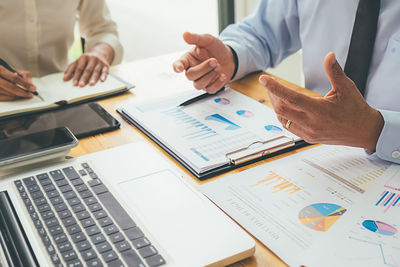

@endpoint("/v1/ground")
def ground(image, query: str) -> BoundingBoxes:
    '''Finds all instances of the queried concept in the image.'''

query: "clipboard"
[117,107,308,180]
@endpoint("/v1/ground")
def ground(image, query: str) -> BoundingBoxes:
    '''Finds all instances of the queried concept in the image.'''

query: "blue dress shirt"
[220,0,400,164]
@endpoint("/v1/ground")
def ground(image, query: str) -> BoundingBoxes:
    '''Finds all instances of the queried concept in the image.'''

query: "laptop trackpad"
[115,170,230,265]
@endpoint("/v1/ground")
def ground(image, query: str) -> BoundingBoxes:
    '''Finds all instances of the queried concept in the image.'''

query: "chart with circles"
[298,203,347,232]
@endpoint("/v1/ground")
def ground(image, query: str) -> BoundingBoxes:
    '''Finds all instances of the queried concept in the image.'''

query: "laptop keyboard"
[14,163,166,267]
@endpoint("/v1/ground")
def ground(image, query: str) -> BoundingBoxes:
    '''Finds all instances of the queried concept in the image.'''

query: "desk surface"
[70,56,321,267]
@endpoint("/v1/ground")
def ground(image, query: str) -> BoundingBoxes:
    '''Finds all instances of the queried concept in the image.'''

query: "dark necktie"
[344,0,381,96]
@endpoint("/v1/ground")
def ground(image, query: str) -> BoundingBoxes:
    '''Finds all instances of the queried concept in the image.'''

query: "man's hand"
[63,43,115,87]
[259,52,384,152]
[0,67,37,101]
[173,32,236,93]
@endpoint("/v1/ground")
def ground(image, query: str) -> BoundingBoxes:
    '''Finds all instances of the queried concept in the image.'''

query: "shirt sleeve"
[77,0,123,65]
[220,0,301,80]
[376,110,400,164]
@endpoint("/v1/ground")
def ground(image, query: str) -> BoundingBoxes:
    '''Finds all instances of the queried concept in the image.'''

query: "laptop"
[0,142,255,267]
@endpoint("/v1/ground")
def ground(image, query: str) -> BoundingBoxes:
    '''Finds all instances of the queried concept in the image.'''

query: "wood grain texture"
[71,61,320,267]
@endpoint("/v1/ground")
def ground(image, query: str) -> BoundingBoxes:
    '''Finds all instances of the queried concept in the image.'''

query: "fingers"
[0,66,36,92]
[63,62,76,81]
[78,58,97,87]
[0,77,34,98]
[259,75,314,111]
[64,54,109,87]
[185,58,217,81]
[323,52,351,91]
[182,32,216,48]
[0,93,20,101]
[100,66,109,82]
[72,56,88,86]
[89,64,102,86]
[205,74,226,94]
[173,52,200,73]
[276,115,316,143]
[193,69,219,90]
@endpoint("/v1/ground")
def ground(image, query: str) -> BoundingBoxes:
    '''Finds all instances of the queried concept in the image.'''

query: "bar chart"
[163,107,219,140]
[251,170,302,194]
[302,146,390,193]
[376,190,400,213]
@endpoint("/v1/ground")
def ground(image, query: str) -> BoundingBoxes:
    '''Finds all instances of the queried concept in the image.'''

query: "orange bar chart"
[251,171,301,194]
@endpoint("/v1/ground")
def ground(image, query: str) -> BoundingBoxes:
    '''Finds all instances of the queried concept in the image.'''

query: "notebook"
[0,72,133,119]
[118,87,307,179]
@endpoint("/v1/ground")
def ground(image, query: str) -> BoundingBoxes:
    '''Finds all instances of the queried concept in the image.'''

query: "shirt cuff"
[86,33,123,65]
[221,39,251,81]
[376,109,400,163]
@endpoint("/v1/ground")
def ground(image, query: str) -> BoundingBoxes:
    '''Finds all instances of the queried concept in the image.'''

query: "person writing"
[173,0,400,164]
[0,0,122,101]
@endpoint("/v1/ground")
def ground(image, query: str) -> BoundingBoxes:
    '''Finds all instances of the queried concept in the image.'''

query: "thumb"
[324,52,349,92]
[183,32,216,48]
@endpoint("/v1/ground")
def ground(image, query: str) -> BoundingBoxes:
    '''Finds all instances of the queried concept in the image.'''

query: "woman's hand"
[0,66,36,101]
[63,42,115,87]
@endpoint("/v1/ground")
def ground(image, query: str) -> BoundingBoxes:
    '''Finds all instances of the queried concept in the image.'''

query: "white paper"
[121,88,298,173]
[200,145,393,266]
[0,73,128,116]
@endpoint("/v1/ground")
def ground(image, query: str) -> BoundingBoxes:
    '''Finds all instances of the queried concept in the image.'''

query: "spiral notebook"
[118,88,306,179]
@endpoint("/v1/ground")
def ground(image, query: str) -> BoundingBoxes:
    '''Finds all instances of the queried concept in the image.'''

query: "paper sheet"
[121,88,298,173]
[200,145,394,266]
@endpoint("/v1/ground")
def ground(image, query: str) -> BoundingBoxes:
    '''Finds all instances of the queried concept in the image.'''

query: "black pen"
[178,87,225,107]
[0,58,44,101]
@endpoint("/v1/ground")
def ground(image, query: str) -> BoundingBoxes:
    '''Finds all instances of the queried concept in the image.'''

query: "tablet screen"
[0,103,120,139]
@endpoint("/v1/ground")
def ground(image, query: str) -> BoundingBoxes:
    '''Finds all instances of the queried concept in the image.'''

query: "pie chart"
[298,203,347,232]
[362,220,398,236]
[236,110,255,118]
[214,97,230,105]
[265,125,283,135]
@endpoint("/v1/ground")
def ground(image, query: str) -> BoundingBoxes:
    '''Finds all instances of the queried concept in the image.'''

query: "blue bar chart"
[163,107,219,140]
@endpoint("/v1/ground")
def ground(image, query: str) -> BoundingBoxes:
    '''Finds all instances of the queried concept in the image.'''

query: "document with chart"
[200,145,396,266]
[118,88,302,178]
[301,163,400,267]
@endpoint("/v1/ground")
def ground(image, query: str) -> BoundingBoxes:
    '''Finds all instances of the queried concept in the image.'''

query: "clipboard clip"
[225,135,295,165]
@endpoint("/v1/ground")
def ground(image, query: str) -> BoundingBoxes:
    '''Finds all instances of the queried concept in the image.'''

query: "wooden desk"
[70,56,320,267]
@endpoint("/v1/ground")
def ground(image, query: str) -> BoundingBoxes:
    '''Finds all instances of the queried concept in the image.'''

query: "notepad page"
[0,72,128,117]
[37,73,127,103]
[0,77,54,116]
[121,88,299,173]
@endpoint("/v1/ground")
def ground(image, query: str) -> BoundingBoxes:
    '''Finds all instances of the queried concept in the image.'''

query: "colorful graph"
[362,220,398,236]
[265,125,283,135]
[251,171,301,194]
[205,114,240,130]
[163,108,218,140]
[214,97,230,105]
[384,172,400,191]
[298,203,346,232]
[376,190,400,213]
[302,147,390,193]
[236,110,254,118]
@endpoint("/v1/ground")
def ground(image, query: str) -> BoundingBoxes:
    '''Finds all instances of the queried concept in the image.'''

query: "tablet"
[0,103,120,139]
